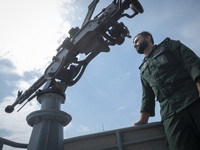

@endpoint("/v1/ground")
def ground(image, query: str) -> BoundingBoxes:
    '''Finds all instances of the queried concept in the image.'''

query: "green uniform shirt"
[139,38,200,121]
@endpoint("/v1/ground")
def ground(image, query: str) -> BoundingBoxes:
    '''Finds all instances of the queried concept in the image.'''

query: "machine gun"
[5,0,143,113]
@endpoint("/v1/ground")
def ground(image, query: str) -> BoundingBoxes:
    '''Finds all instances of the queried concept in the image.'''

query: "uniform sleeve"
[167,40,200,81]
[140,77,155,116]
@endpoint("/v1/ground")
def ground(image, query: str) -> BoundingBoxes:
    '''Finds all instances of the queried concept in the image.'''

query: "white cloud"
[78,125,90,132]
[0,0,88,77]
[0,0,71,76]
[0,95,40,142]
[116,106,127,111]
[0,58,16,74]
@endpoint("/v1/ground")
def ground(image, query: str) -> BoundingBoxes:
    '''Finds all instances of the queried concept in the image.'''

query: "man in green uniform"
[133,31,200,150]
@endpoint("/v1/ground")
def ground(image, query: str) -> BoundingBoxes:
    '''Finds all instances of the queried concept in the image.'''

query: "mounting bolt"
[52,56,58,62]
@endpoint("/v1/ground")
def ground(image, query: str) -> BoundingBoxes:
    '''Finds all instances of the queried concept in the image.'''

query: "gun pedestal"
[26,89,71,150]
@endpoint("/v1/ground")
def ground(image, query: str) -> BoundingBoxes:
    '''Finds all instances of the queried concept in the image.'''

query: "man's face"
[133,35,148,54]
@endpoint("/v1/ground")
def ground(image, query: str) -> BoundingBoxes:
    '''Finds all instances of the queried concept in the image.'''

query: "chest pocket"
[152,45,189,89]
[153,46,170,68]
[140,60,160,100]
[153,46,180,75]
[140,61,158,88]
[140,62,151,80]
[140,46,170,86]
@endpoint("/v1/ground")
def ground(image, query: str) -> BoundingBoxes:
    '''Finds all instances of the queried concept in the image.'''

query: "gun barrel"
[5,75,46,113]
[5,105,15,113]
[18,75,46,104]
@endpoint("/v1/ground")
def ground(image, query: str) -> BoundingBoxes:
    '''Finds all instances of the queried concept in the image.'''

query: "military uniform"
[139,38,200,150]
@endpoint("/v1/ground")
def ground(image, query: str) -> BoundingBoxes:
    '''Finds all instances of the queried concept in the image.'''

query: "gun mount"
[5,0,143,113]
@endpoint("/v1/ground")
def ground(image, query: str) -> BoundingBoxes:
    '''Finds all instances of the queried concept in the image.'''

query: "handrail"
[0,137,28,150]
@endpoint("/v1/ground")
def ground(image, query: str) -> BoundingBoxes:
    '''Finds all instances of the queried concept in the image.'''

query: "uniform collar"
[143,45,157,61]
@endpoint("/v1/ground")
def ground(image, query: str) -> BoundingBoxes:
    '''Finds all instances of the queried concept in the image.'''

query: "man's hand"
[134,112,150,125]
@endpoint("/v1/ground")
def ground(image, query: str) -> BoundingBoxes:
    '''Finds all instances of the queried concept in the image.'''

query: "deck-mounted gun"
[5,0,143,113]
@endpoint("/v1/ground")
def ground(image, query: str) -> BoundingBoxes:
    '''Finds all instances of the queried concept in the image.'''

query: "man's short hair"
[134,31,154,45]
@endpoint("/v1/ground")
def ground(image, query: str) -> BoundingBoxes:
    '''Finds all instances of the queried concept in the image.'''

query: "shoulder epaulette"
[155,37,170,49]
[160,37,170,45]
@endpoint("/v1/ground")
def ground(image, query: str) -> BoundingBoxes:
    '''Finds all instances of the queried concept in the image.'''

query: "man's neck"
[144,45,153,57]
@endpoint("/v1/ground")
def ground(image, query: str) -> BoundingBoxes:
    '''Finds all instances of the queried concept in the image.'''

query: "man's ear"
[146,35,151,42]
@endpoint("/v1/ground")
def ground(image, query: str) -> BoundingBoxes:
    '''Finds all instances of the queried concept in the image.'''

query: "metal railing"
[64,122,169,150]
[0,137,28,150]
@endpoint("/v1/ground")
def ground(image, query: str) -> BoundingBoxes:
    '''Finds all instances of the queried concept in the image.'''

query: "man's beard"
[137,40,148,54]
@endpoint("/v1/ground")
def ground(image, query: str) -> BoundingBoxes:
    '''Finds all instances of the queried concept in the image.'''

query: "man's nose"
[133,43,137,48]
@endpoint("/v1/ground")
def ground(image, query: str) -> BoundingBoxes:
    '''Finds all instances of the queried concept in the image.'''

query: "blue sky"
[0,0,200,149]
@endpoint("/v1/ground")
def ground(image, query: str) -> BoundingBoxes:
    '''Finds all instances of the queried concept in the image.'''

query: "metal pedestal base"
[26,90,71,150]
